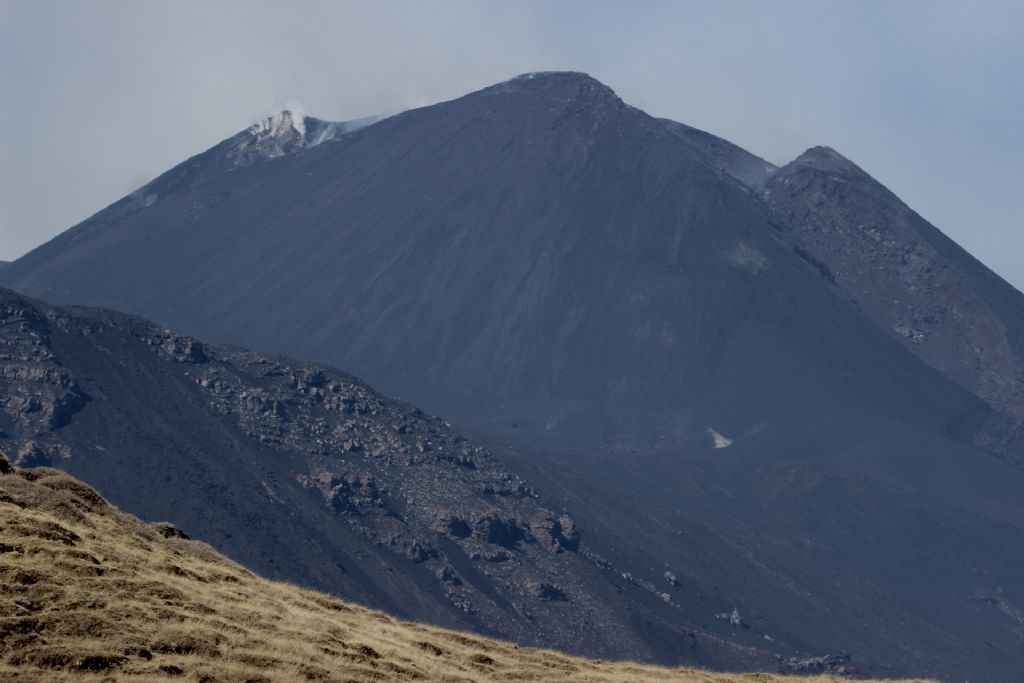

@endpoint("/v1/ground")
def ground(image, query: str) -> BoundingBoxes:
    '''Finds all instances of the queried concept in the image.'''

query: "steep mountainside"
[658,118,777,190]
[760,147,1024,465]
[3,72,1024,680]
[0,287,790,672]
[0,456,922,682]
[0,73,993,448]
[654,123,1024,469]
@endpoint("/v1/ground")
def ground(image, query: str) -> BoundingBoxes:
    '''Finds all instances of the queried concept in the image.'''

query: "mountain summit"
[0,72,983,442]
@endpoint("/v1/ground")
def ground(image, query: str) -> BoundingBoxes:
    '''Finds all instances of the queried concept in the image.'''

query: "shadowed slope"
[763,146,1024,466]
[0,286,788,671]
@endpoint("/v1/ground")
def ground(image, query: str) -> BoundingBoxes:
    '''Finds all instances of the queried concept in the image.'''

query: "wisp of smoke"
[284,99,307,138]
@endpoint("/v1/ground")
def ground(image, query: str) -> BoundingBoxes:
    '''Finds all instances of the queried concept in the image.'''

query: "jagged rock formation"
[225,111,388,169]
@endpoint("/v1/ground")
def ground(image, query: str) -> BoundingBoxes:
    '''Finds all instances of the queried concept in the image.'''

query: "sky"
[1,0,1022,288]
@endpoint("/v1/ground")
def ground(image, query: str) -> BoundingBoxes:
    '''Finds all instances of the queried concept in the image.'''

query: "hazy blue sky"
[2,0,1022,288]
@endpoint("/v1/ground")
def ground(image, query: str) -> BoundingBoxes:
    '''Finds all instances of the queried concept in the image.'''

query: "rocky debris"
[616,570,664,598]
[298,467,386,514]
[237,390,288,419]
[469,549,509,563]
[0,367,87,433]
[435,564,462,586]
[15,441,49,467]
[431,508,472,538]
[529,510,581,553]
[446,591,477,614]
[404,539,436,562]
[375,532,437,563]
[473,510,526,548]
[717,607,748,628]
[777,653,857,677]
[663,570,681,587]
[151,522,190,540]
[2,383,87,431]
[0,297,90,437]
[482,474,534,498]
[157,334,208,364]
[528,581,568,602]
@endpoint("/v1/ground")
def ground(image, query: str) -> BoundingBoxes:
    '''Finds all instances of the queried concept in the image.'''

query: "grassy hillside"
[0,455,932,683]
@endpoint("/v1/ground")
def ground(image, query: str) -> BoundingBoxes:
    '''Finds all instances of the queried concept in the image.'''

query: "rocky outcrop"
[528,581,568,602]
[156,333,209,364]
[151,522,190,540]
[717,608,748,628]
[298,468,386,514]
[430,508,472,538]
[777,653,857,677]
[473,510,527,548]
[15,441,50,467]
[529,510,581,553]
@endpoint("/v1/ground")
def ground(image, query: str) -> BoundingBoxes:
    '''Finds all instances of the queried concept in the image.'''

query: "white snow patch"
[707,428,733,449]
[728,243,769,274]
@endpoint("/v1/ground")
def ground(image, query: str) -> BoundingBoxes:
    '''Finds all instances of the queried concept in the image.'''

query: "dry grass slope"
[0,457,934,683]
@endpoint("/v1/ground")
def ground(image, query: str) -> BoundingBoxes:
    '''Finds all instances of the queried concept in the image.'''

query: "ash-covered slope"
[0,287,780,671]
[657,129,1024,467]
[761,146,1024,466]
[0,73,990,447]
[658,118,777,190]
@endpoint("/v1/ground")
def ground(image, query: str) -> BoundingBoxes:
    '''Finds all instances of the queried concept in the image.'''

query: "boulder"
[430,508,471,538]
[472,510,526,548]
[528,510,581,553]
[528,581,568,602]
[152,522,190,540]
[778,654,857,677]
[16,441,49,467]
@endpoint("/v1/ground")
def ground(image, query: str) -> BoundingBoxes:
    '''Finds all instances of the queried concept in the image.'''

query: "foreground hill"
[4,73,1024,680]
[0,455,930,683]
[0,287,789,672]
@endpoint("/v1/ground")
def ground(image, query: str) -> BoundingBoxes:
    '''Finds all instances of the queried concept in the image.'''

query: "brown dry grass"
[0,464,934,683]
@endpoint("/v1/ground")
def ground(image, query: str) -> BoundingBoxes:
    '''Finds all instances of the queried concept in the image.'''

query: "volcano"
[4,72,1024,681]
